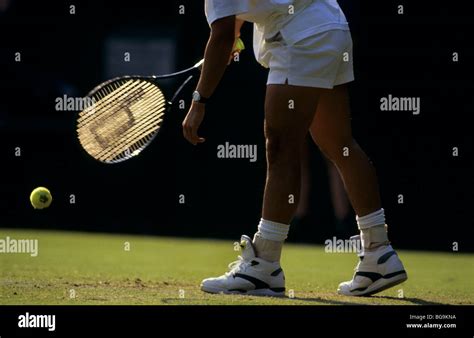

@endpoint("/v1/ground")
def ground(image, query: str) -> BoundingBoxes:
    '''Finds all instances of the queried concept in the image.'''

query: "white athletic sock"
[257,218,290,241]
[253,218,290,262]
[356,209,389,250]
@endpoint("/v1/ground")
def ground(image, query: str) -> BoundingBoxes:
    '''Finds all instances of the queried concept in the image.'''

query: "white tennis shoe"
[200,235,286,297]
[338,235,408,296]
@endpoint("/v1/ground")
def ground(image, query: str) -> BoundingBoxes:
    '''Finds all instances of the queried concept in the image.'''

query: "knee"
[265,127,303,167]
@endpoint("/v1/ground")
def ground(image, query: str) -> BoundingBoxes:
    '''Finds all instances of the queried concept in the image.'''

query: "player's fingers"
[190,127,200,146]
[181,122,187,138]
[182,122,189,140]
[182,122,193,144]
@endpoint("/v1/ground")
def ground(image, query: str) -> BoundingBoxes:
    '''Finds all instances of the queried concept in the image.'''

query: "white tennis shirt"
[204,0,349,67]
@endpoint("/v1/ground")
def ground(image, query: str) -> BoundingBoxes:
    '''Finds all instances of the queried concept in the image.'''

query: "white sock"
[357,208,385,229]
[356,209,389,250]
[257,218,290,241]
[253,218,289,262]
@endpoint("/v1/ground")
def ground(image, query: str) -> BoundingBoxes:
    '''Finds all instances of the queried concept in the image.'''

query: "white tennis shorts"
[262,29,354,89]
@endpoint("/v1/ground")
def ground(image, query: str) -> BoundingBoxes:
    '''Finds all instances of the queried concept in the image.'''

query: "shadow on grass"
[291,295,447,306]
[370,296,447,305]
[289,297,365,305]
[160,295,447,306]
[160,297,364,305]
[160,296,363,305]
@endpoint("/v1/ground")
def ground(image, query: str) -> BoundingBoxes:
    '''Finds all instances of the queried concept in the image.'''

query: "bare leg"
[254,84,325,262]
[327,160,351,221]
[310,84,381,217]
[262,84,325,223]
[322,89,408,295]
[295,140,311,219]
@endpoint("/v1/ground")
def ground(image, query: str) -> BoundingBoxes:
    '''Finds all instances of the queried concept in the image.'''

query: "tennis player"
[182,0,407,297]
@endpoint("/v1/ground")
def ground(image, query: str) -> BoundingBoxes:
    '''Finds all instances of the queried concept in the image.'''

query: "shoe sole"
[338,272,408,297]
[201,285,286,297]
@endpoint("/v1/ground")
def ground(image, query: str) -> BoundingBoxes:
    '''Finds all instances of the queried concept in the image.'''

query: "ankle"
[357,209,389,250]
[360,225,389,250]
[253,233,283,263]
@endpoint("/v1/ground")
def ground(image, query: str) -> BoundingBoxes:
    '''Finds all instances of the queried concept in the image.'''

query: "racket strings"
[94,95,166,161]
[78,80,142,154]
[81,88,165,161]
[78,80,155,126]
[80,83,162,147]
[77,79,166,163]
[92,88,165,159]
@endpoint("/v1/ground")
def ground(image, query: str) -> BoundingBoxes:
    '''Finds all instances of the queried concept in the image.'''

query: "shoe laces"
[225,256,251,276]
[350,260,362,281]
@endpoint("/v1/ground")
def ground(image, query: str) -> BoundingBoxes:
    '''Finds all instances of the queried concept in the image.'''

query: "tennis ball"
[234,37,245,52]
[30,187,52,209]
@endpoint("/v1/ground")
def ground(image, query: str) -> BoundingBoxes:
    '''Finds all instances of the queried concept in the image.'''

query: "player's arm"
[182,15,235,145]
[195,15,236,99]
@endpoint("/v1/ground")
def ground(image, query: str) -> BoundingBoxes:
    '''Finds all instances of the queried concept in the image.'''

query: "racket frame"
[78,59,204,163]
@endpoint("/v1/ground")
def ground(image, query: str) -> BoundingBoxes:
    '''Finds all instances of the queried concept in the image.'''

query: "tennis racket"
[76,59,204,164]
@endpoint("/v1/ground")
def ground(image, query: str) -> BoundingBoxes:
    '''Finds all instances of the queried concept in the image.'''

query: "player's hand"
[228,37,244,64]
[182,102,206,145]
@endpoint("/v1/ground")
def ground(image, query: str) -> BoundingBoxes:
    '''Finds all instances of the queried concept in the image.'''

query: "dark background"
[0,0,472,251]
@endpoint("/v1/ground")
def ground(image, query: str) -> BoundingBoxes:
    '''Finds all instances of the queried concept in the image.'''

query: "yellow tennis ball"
[234,37,245,52]
[30,187,52,210]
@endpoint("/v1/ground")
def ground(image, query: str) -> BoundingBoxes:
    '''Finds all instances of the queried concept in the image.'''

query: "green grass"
[0,229,473,305]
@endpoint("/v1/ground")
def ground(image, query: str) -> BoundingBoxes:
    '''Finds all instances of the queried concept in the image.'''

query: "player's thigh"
[265,84,324,140]
[310,84,353,149]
